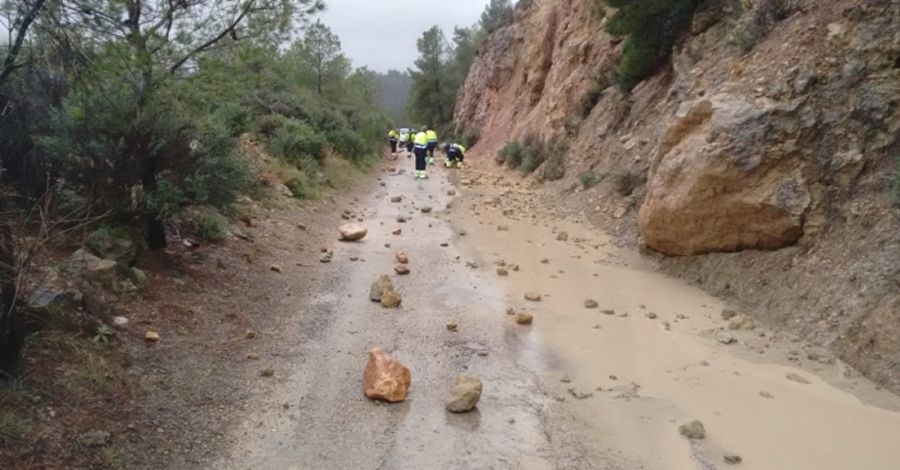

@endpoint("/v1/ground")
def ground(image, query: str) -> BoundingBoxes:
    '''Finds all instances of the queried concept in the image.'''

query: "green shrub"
[327,128,369,162]
[731,0,793,53]
[269,118,328,164]
[540,138,568,181]
[195,212,226,242]
[613,171,645,197]
[517,133,546,175]
[602,0,701,91]
[579,74,611,118]
[580,171,599,189]
[498,140,523,166]
[461,129,481,148]
[284,173,321,200]
[211,102,251,136]
[186,118,255,210]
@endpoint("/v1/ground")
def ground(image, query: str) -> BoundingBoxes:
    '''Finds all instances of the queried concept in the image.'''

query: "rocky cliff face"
[456,0,900,392]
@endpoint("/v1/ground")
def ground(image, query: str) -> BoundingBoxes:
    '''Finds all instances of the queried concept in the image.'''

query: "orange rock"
[396,252,409,264]
[363,348,411,402]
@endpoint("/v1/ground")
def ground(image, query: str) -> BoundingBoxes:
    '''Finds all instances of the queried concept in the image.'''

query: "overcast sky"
[317,0,490,73]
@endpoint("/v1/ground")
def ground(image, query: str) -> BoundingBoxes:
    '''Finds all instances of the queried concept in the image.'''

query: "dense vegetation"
[0,0,390,377]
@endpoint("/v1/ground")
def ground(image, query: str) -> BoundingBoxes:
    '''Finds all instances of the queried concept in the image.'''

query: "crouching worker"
[443,143,466,169]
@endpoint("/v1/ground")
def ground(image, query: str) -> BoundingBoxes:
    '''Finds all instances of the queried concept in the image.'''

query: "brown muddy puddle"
[455,186,900,470]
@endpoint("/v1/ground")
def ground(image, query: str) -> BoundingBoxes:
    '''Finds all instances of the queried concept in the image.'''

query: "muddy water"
[456,185,900,470]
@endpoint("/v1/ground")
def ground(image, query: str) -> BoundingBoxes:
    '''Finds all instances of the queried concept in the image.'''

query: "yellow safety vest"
[426,130,438,143]
[389,130,398,139]
[414,132,428,149]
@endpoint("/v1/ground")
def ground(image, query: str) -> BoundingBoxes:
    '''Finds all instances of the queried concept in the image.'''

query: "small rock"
[445,373,483,413]
[724,454,743,465]
[363,348,411,403]
[370,275,394,302]
[77,430,111,448]
[448,189,456,196]
[270,265,282,273]
[320,252,333,263]
[721,309,739,320]
[392,228,402,235]
[421,206,433,213]
[297,223,307,231]
[524,292,542,302]
[113,316,129,326]
[506,307,516,315]
[381,291,402,308]
[515,313,534,325]
[476,351,488,357]
[645,312,658,319]
[338,223,368,241]
[440,242,449,247]
[260,367,275,377]
[728,314,755,331]
[509,263,520,271]
[556,231,569,241]
[786,373,811,385]
[394,265,410,275]
[459,229,467,236]
[568,388,593,400]
[716,332,735,345]
[540,258,550,264]
[678,420,705,439]
[616,311,628,318]
[245,330,257,339]
[759,391,774,399]
[601,309,615,315]
[145,331,160,342]
[446,322,459,332]
[609,375,618,381]
[396,252,409,264]
[584,299,599,309]
[390,196,402,203]
[247,353,260,360]
[397,216,407,223]
[497,268,509,276]
[560,375,572,383]
[466,261,478,269]
[497,225,509,231]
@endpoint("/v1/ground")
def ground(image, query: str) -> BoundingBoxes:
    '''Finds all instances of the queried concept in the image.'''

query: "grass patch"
[195,212,227,243]
[0,410,32,443]
[580,171,599,189]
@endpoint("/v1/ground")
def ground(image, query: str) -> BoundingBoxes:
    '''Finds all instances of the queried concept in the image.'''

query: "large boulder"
[339,223,368,241]
[639,94,813,256]
[362,348,411,403]
[445,373,483,413]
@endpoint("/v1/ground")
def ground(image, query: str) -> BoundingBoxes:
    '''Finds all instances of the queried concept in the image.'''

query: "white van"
[398,128,411,143]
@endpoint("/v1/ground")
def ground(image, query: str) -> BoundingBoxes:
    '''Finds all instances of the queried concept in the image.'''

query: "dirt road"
[214,161,900,470]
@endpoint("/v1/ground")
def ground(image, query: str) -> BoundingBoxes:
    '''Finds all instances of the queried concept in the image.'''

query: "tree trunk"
[0,208,25,377]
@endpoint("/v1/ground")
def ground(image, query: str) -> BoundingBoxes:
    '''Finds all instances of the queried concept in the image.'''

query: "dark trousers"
[389,140,397,153]
[426,142,437,157]
[447,149,463,162]
[406,142,414,152]
[414,149,427,171]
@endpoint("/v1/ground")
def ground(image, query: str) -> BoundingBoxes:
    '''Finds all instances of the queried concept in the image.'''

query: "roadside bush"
[211,102,251,137]
[602,0,701,91]
[327,128,368,162]
[498,140,523,166]
[538,137,568,181]
[517,134,546,175]
[461,129,481,148]
[268,118,328,165]
[284,173,321,200]
[580,171,599,189]
[194,212,226,243]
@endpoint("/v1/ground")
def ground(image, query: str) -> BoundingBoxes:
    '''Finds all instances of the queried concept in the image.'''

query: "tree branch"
[167,0,257,74]
[0,0,48,87]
